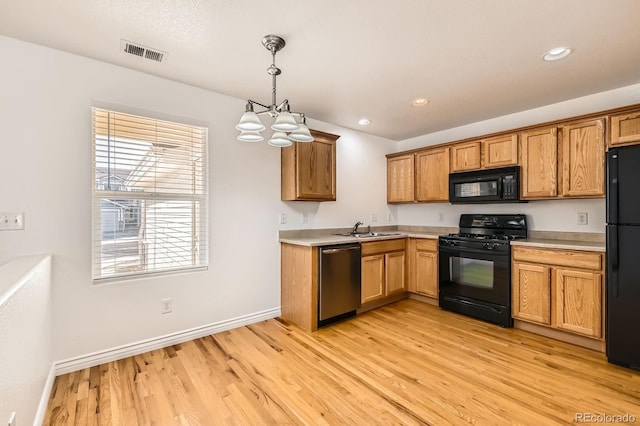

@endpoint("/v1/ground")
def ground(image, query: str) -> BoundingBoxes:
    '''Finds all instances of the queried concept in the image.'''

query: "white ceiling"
[2,0,640,141]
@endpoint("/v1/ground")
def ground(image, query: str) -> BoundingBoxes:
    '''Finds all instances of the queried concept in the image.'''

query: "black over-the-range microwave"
[449,166,523,204]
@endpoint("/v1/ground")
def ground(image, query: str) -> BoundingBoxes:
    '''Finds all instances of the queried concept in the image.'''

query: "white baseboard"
[33,364,56,426]
[54,307,280,375]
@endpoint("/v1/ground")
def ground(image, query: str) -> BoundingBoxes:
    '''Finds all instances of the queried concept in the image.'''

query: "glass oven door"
[438,245,510,306]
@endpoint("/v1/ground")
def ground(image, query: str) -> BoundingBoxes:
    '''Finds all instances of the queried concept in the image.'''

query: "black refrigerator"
[606,144,640,370]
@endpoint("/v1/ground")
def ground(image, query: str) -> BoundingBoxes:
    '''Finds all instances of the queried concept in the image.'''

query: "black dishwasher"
[318,243,362,326]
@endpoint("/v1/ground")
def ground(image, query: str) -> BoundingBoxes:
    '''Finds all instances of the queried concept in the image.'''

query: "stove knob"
[482,242,490,249]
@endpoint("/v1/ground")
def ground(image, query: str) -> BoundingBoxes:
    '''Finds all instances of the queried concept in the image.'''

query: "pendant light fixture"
[236,35,314,147]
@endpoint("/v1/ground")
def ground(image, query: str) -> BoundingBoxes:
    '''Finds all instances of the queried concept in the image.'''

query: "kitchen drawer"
[512,246,603,271]
[361,239,406,256]
[415,239,438,251]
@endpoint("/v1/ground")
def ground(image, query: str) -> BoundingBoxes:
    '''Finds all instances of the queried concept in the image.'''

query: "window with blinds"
[92,107,208,281]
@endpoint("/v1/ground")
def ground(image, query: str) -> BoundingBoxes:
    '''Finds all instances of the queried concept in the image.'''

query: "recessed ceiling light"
[411,98,429,107]
[543,47,572,61]
[358,118,371,126]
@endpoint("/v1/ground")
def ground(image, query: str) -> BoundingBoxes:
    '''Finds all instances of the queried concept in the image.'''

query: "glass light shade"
[236,111,265,131]
[268,132,293,147]
[271,111,299,131]
[237,131,264,142]
[289,123,314,142]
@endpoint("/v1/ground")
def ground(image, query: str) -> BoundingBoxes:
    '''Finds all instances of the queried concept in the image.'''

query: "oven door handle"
[438,245,507,256]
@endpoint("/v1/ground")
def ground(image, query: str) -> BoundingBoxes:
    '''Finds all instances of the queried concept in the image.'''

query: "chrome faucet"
[352,221,363,234]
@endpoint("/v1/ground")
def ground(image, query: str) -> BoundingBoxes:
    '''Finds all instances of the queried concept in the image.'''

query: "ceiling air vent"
[121,40,166,63]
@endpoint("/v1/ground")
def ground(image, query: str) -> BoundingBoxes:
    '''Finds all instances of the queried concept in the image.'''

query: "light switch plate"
[0,213,24,230]
[577,212,588,225]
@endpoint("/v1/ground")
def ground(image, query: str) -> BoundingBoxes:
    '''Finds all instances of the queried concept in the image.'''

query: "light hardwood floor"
[44,300,640,425]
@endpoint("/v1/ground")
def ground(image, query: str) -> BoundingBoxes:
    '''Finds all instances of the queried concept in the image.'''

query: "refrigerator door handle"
[607,151,618,224]
[609,227,619,270]
[608,226,619,297]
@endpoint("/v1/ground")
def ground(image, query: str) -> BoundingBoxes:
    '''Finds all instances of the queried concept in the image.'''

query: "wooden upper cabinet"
[520,127,558,199]
[482,134,518,169]
[387,154,415,203]
[416,147,450,202]
[281,130,337,201]
[559,118,605,198]
[610,111,640,147]
[450,141,481,172]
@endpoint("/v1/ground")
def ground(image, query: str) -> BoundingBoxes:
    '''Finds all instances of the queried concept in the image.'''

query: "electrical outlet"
[577,212,588,225]
[8,411,15,426]
[438,212,444,222]
[387,212,393,222]
[371,212,377,223]
[161,298,172,314]
[279,212,287,224]
[0,212,24,230]
[301,213,308,224]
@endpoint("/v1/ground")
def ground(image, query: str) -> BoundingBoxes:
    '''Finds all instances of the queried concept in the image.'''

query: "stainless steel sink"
[335,232,402,238]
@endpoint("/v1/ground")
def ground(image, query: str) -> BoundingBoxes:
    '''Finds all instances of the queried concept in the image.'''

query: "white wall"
[395,83,640,233]
[0,35,395,362]
[0,255,53,426]
[279,124,398,230]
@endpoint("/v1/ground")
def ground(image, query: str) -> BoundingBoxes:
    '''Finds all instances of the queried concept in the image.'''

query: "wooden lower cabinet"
[553,268,602,338]
[361,254,385,303]
[408,238,438,298]
[361,239,406,304]
[512,246,604,340]
[512,263,551,325]
[280,243,319,332]
[385,251,406,295]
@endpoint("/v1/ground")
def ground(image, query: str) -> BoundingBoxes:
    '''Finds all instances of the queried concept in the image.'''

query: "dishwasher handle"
[322,246,360,254]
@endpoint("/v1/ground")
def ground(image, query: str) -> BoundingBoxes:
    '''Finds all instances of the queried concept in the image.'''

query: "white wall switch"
[371,213,377,223]
[577,212,588,225]
[438,212,444,222]
[0,213,24,230]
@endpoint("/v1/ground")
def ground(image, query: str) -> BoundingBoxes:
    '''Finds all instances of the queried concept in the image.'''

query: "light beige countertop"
[278,232,440,247]
[279,227,447,247]
[279,227,606,250]
[280,234,397,247]
[511,238,605,252]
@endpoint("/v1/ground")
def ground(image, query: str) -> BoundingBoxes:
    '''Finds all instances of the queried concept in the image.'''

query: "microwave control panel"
[502,174,517,200]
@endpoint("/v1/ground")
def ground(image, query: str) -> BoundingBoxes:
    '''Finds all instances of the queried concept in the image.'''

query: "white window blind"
[92,107,208,281]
